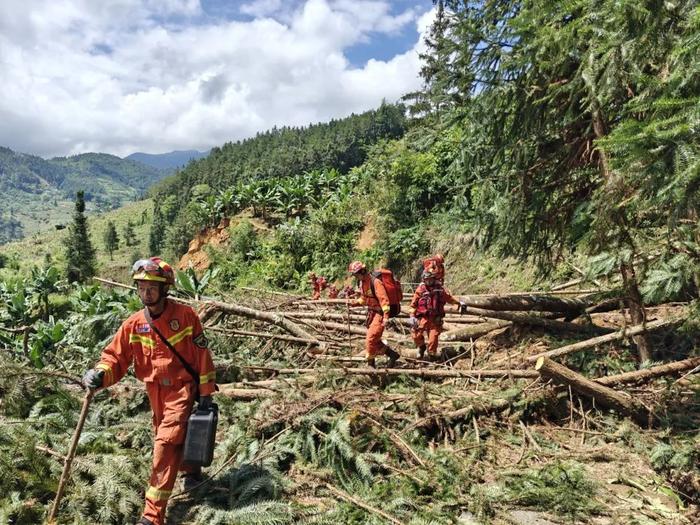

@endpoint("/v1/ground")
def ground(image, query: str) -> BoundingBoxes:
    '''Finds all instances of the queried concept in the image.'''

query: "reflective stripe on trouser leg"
[365,312,386,359]
[143,441,182,525]
[143,381,195,525]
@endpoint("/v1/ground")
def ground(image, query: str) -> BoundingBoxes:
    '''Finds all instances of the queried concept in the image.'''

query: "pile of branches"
[12,278,697,524]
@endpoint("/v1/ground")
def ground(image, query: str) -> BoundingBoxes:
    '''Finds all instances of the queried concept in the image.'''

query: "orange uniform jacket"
[96,300,216,397]
[356,274,391,315]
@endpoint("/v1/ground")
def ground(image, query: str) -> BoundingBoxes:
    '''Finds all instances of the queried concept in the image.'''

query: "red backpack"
[370,269,403,317]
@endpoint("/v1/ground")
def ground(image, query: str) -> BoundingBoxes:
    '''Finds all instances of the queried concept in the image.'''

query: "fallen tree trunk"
[412,395,517,430]
[207,326,326,347]
[217,386,275,400]
[596,356,700,386]
[281,310,482,325]
[535,357,649,424]
[244,365,539,380]
[458,294,591,315]
[298,318,410,342]
[526,317,683,363]
[465,307,612,336]
[441,321,511,342]
[201,299,318,341]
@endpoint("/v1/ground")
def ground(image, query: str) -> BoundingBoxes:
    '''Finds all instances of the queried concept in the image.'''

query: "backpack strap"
[143,308,200,399]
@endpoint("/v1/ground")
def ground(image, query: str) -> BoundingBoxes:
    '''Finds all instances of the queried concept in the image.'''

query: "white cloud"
[0,0,431,157]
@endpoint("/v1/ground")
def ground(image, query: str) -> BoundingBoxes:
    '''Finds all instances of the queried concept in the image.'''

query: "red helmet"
[132,257,175,285]
[347,261,366,275]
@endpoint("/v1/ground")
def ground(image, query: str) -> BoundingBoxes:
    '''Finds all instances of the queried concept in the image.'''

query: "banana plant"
[176,266,220,300]
[28,266,65,321]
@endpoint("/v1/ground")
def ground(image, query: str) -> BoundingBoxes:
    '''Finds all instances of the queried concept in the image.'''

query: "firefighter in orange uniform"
[82,257,216,525]
[408,269,467,361]
[347,261,401,368]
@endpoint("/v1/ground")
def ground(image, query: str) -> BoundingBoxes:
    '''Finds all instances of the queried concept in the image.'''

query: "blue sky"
[0,0,433,157]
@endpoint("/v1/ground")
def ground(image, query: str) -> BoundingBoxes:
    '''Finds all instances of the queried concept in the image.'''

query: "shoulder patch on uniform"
[135,323,151,333]
[193,333,208,348]
[169,319,180,331]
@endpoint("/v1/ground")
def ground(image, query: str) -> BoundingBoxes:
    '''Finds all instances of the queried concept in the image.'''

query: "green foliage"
[176,266,220,300]
[148,202,165,256]
[0,147,168,243]
[103,220,119,260]
[149,104,406,260]
[64,191,97,283]
[497,462,598,518]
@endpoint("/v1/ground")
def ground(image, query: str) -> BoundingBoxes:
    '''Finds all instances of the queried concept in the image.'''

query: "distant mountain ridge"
[0,146,169,243]
[126,149,209,170]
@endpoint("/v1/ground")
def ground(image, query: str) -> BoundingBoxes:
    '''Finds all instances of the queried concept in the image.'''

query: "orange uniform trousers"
[365,311,388,359]
[411,316,443,355]
[142,381,198,525]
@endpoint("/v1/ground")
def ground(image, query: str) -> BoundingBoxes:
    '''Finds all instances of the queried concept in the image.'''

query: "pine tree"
[103,220,119,260]
[123,220,135,247]
[64,191,96,283]
[148,203,165,255]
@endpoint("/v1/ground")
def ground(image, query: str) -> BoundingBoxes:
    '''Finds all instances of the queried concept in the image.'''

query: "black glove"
[198,395,213,411]
[82,369,104,389]
[458,301,468,315]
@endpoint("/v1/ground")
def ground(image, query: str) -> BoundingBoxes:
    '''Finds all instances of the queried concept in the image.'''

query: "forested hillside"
[126,150,209,170]
[1,2,699,524]
[0,147,168,242]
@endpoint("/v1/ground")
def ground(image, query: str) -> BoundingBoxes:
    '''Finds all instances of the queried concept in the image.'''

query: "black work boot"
[136,517,154,525]
[417,345,427,360]
[367,358,376,368]
[386,347,400,367]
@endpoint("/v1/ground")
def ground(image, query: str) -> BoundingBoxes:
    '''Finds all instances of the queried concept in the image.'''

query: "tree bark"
[465,306,612,335]
[441,321,511,342]
[526,316,682,363]
[620,262,652,362]
[596,356,700,386]
[207,326,325,347]
[535,356,649,424]
[244,365,539,380]
[297,318,410,342]
[201,299,318,341]
[457,294,590,315]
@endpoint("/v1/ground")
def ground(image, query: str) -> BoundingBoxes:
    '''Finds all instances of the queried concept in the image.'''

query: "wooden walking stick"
[47,388,95,524]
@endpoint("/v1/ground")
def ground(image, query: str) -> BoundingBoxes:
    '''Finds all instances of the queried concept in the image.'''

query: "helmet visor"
[132,259,160,273]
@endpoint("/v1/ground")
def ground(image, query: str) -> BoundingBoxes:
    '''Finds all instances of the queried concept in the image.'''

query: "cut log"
[412,396,517,430]
[201,299,318,341]
[465,307,612,336]
[280,310,482,326]
[458,294,590,315]
[244,365,539,380]
[217,386,274,400]
[207,326,325,347]
[596,356,700,386]
[526,317,683,363]
[535,357,649,424]
[298,318,410,342]
[441,321,511,342]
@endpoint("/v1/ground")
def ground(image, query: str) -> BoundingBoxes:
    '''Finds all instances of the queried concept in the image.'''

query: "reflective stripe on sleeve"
[381,305,390,313]
[95,363,113,385]
[199,371,216,383]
